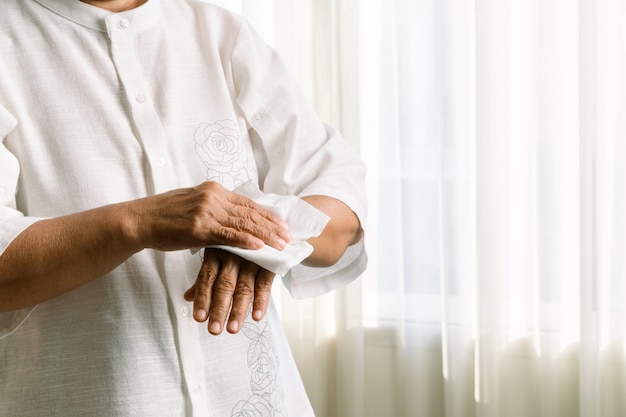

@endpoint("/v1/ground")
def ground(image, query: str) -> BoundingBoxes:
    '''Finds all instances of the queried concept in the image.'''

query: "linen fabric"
[0,0,367,416]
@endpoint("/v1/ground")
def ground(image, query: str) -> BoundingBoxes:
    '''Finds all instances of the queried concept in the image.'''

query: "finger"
[207,252,239,335]
[184,284,196,301]
[226,193,288,229]
[226,261,258,334]
[235,215,289,249]
[212,226,267,250]
[192,249,220,323]
[226,196,292,248]
[252,268,275,321]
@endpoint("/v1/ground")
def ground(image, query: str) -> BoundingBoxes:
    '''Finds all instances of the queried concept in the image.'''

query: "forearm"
[0,203,141,312]
[0,181,291,312]
[301,195,363,267]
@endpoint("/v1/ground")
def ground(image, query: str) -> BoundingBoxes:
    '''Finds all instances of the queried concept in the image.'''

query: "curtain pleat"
[207,1,626,416]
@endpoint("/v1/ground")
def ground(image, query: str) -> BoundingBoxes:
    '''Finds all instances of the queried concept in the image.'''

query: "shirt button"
[192,384,202,393]
[252,112,263,122]
[179,306,189,317]
[135,94,146,103]
[155,157,166,167]
[117,18,129,29]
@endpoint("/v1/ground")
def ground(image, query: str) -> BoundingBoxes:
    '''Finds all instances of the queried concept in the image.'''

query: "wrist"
[108,202,146,253]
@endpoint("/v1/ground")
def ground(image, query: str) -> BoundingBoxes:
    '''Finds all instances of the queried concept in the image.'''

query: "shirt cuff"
[282,238,367,299]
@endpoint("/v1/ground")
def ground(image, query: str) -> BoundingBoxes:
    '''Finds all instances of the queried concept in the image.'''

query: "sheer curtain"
[360,0,626,416]
[208,0,626,416]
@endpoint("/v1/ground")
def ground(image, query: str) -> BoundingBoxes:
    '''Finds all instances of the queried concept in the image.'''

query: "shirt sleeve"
[230,19,368,299]
[0,104,43,257]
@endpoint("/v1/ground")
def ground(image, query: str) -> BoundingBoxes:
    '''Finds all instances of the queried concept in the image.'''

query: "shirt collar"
[33,0,161,34]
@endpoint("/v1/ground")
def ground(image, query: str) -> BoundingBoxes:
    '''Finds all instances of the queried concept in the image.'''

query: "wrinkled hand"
[130,181,291,252]
[184,248,276,335]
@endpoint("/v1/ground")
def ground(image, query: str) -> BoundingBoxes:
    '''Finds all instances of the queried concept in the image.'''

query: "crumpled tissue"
[205,181,330,276]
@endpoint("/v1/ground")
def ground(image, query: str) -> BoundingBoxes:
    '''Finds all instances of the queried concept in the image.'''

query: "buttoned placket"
[105,14,211,417]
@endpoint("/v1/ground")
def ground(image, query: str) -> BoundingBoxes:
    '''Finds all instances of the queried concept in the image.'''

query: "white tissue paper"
[205,181,330,276]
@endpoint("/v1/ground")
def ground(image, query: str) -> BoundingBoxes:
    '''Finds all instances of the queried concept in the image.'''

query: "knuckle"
[213,277,237,295]
[246,209,264,223]
[193,182,222,210]
[196,263,218,286]
[210,304,230,318]
[200,180,220,192]
[232,217,254,232]
[255,278,273,293]
[196,268,210,282]
[216,227,239,242]
[257,269,275,284]
[194,292,210,307]
[236,281,255,297]
[230,192,254,207]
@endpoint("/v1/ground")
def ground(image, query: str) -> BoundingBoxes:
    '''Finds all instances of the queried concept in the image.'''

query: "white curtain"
[359,0,626,416]
[208,0,626,416]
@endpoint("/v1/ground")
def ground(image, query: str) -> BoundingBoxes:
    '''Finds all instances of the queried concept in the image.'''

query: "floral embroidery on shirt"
[194,119,249,189]
[231,321,287,417]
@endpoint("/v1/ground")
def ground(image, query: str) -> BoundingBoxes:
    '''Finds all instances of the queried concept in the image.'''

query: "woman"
[0,0,367,415]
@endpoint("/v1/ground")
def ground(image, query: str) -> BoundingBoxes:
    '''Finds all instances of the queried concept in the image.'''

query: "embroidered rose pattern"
[250,351,278,395]
[231,396,273,417]
[194,119,248,189]
[231,321,286,417]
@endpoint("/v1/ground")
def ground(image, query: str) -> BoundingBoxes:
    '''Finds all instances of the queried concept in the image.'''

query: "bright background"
[207,1,626,416]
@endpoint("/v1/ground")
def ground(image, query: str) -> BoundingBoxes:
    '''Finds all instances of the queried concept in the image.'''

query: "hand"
[0,181,289,312]
[128,181,291,252]
[183,248,276,335]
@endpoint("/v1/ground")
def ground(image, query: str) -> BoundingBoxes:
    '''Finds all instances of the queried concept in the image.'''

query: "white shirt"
[0,0,367,416]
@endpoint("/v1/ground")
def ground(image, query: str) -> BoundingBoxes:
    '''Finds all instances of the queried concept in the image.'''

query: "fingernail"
[252,309,264,321]
[228,320,239,333]
[276,238,288,250]
[195,309,208,322]
[209,321,221,334]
